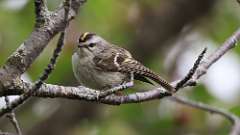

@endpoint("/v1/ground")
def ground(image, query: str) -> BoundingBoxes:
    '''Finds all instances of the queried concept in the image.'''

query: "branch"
[34,0,47,17]
[186,28,240,86]
[175,47,207,90]
[230,121,240,135]
[170,96,238,124]
[34,0,48,27]
[0,0,86,93]
[4,97,22,135]
[170,96,240,135]
[0,0,71,117]
[170,28,240,134]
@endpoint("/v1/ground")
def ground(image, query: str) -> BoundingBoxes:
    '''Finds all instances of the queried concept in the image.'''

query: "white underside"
[72,53,127,90]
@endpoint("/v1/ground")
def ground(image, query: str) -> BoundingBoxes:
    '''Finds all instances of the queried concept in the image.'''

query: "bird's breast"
[72,53,128,90]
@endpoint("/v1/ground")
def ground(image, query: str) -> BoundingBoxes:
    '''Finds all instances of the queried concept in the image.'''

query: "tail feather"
[120,59,175,93]
[143,70,175,93]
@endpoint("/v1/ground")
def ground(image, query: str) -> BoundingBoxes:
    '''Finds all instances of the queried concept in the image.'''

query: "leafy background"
[0,0,240,135]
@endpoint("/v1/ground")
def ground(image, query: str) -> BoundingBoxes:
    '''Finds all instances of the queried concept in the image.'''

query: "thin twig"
[170,96,240,135]
[4,97,22,135]
[187,28,240,85]
[175,47,207,90]
[169,96,238,124]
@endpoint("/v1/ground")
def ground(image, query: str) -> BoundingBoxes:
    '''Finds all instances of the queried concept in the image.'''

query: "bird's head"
[77,32,109,57]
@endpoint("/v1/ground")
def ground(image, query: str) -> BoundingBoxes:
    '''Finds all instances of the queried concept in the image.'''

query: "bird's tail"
[120,59,175,93]
[143,70,175,93]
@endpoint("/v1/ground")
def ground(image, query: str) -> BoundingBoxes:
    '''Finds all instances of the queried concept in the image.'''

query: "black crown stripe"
[79,32,96,43]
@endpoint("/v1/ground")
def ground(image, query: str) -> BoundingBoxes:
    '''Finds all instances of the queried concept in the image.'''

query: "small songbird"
[72,32,175,93]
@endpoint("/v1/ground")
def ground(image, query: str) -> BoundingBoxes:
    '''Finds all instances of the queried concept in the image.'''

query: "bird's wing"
[93,47,174,92]
[93,46,132,72]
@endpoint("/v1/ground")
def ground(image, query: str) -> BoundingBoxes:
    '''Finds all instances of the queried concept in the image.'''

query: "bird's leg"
[98,72,134,99]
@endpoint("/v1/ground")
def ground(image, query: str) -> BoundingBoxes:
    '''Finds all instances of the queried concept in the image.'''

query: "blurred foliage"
[190,85,216,104]
[0,0,240,135]
[202,0,240,55]
[230,106,240,117]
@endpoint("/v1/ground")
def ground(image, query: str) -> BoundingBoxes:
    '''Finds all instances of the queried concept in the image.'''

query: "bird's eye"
[89,43,96,48]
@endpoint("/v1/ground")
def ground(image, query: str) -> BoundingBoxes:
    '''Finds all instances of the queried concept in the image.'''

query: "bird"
[72,32,175,94]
